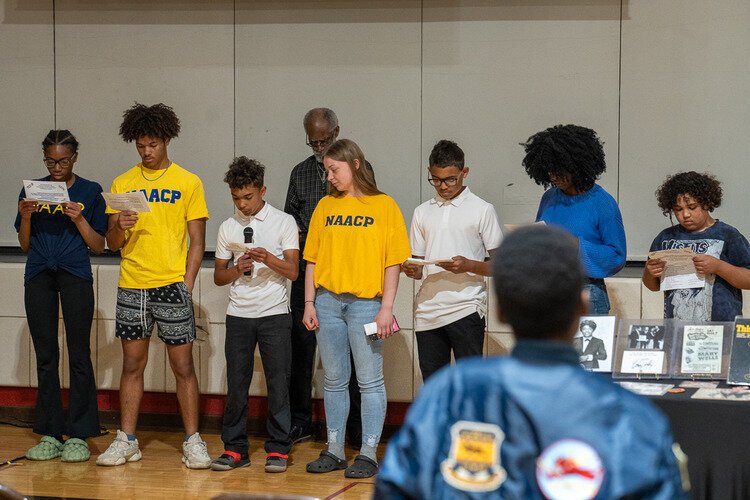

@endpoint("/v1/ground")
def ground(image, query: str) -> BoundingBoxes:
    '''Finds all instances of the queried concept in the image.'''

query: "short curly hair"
[655,171,722,216]
[224,156,265,189]
[429,139,464,168]
[521,124,606,193]
[579,319,597,332]
[119,102,180,142]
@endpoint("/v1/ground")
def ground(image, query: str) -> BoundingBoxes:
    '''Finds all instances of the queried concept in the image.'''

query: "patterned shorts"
[115,282,196,345]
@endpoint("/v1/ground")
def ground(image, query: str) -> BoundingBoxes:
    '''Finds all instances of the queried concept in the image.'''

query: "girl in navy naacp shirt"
[14,130,106,462]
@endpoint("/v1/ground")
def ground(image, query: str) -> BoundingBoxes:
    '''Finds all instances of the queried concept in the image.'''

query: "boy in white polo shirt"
[211,157,299,473]
[403,140,503,381]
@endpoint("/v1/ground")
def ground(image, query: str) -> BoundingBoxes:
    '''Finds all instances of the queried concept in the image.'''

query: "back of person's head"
[224,156,265,189]
[521,124,605,193]
[323,138,381,197]
[429,139,465,168]
[119,102,181,142]
[493,225,585,339]
[655,170,722,216]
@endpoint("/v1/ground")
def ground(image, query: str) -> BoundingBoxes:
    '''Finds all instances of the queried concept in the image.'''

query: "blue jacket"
[375,341,687,499]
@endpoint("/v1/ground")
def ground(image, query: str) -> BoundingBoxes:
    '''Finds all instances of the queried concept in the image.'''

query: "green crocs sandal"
[61,438,90,462]
[26,436,64,460]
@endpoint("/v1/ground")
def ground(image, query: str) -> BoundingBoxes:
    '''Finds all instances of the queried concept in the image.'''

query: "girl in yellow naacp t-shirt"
[302,139,409,479]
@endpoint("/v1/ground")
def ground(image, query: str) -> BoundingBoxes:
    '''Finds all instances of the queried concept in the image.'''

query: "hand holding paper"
[647,248,705,291]
[402,259,425,280]
[102,192,151,213]
[405,257,453,266]
[23,180,70,205]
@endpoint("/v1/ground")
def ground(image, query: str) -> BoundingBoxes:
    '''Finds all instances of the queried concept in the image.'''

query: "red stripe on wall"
[0,387,411,422]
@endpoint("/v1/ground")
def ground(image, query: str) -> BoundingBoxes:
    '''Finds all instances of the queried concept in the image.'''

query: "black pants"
[25,269,99,438]
[416,312,485,382]
[222,313,292,456]
[289,264,361,441]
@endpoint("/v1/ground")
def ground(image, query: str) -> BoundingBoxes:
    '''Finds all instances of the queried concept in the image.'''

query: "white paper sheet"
[23,180,70,205]
[102,192,151,213]
[692,387,750,401]
[649,248,705,291]
[225,242,253,253]
[620,350,665,374]
[617,381,674,396]
[405,257,454,266]
[680,325,723,374]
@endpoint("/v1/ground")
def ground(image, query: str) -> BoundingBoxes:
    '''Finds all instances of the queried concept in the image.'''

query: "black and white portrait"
[627,325,665,350]
[573,316,615,372]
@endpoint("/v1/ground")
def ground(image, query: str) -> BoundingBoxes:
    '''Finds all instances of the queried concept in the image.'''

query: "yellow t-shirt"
[107,163,210,288]
[304,193,410,298]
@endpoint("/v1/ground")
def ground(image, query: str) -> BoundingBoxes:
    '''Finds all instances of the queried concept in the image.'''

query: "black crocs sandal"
[306,450,348,473]
[344,454,379,478]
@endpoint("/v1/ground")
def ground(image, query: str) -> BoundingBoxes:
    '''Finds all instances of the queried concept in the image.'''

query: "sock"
[126,433,137,442]
[328,442,346,461]
[360,443,378,463]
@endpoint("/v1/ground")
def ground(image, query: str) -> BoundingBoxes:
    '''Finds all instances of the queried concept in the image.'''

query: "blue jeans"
[585,279,610,315]
[315,288,386,450]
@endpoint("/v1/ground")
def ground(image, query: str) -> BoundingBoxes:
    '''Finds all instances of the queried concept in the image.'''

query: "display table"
[648,383,750,500]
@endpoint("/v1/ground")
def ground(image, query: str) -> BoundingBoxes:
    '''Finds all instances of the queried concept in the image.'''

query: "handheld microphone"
[243,227,254,276]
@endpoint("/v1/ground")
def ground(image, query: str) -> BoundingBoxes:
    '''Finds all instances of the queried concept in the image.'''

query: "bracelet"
[305,300,315,304]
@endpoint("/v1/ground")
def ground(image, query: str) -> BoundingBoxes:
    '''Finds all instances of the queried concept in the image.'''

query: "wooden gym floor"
[0,425,377,499]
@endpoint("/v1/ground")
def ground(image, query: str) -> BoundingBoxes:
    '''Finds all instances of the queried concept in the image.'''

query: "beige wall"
[5,262,748,400]
[3,1,750,257]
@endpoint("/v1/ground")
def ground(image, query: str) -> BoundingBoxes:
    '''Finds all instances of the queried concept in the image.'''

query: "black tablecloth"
[649,382,750,500]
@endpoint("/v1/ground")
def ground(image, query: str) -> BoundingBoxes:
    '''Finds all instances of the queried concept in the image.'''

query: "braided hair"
[42,129,79,154]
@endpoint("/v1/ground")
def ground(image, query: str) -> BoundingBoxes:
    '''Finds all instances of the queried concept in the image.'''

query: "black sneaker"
[290,425,312,444]
[210,452,250,471]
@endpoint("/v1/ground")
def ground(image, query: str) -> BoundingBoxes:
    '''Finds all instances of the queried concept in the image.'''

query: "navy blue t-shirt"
[14,175,107,283]
[649,220,750,321]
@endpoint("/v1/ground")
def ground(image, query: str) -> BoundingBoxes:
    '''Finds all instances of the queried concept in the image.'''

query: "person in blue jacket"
[375,225,688,499]
[15,130,107,462]
[521,124,626,314]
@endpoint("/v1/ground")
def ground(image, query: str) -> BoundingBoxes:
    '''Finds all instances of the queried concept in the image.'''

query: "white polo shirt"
[215,202,299,318]
[410,187,503,331]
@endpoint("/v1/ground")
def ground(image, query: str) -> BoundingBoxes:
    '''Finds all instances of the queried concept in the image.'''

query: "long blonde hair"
[324,139,381,197]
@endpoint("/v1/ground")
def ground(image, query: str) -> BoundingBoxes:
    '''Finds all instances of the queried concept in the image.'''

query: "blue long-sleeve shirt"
[536,184,626,278]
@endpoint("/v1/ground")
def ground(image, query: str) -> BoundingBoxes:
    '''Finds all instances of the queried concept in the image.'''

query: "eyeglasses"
[427,176,460,187]
[43,154,77,169]
[305,132,336,149]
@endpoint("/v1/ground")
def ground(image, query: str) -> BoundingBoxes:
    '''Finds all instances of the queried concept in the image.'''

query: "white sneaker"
[96,430,142,466]
[182,432,211,469]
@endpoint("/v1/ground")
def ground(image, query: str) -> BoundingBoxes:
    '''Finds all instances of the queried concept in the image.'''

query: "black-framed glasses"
[427,176,459,187]
[43,153,77,169]
[305,131,336,149]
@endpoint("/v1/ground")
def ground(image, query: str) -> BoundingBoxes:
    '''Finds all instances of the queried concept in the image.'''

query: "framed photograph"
[613,319,672,379]
[666,320,733,379]
[726,318,750,385]
[572,316,616,372]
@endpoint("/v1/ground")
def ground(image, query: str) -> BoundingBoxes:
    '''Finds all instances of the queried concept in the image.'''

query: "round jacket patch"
[536,439,605,499]
[440,420,506,492]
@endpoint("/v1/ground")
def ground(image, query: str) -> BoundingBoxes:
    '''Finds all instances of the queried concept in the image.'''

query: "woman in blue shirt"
[521,124,626,314]
[15,130,107,462]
